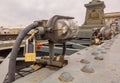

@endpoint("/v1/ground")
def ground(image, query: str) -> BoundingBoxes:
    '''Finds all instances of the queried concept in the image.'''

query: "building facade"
[0,27,23,34]
[104,12,120,26]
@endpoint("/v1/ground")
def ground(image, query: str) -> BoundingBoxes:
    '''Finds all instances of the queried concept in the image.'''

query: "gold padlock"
[25,53,36,62]
[94,36,101,45]
[24,38,36,62]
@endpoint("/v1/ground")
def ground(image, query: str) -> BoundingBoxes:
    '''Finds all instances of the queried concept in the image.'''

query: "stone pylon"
[82,0,105,29]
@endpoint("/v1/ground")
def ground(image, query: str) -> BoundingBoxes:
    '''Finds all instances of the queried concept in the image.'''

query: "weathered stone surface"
[81,65,95,73]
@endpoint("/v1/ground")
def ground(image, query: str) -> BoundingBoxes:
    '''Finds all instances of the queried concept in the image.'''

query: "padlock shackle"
[8,22,39,83]
[25,39,29,52]
[25,37,36,53]
[33,37,36,52]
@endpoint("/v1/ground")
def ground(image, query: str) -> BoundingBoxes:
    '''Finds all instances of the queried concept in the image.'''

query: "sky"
[0,0,120,28]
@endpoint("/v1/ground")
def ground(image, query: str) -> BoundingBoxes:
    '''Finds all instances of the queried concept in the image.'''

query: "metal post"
[49,41,54,64]
[62,42,66,56]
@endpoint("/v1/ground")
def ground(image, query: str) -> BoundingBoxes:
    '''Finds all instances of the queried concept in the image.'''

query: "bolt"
[80,59,90,64]
[101,50,107,54]
[81,65,94,73]
[94,54,104,60]
[77,52,81,55]
[58,72,74,82]
[91,52,99,56]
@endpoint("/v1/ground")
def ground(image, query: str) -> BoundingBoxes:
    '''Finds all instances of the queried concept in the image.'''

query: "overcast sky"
[0,0,120,28]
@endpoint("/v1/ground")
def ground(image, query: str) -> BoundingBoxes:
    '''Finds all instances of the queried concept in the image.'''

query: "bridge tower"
[82,0,105,29]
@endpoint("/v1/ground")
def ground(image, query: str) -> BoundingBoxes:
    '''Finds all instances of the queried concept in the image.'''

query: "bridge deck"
[39,35,120,83]
[2,34,120,83]
[13,34,120,83]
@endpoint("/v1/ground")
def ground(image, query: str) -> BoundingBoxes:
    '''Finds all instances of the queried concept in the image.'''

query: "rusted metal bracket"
[38,55,68,67]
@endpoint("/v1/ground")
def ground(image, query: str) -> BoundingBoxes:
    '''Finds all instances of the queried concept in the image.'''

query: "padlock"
[37,43,43,49]
[24,37,36,62]
[94,36,101,45]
